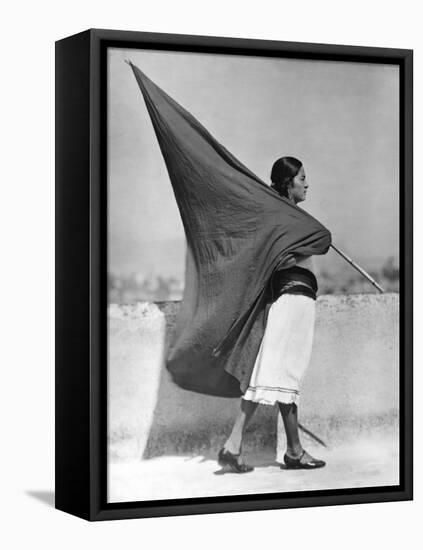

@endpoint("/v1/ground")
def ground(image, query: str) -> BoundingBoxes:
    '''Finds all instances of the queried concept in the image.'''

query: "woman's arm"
[277,253,315,271]
[295,254,316,272]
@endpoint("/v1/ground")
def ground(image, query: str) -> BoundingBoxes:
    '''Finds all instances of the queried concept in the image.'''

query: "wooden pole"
[330,244,385,293]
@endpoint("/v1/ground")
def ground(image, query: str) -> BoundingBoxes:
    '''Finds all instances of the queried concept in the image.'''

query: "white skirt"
[243,293,316,406]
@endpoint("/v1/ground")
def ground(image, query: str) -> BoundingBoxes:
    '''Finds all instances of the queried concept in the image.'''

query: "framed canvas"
[55,28,413,521]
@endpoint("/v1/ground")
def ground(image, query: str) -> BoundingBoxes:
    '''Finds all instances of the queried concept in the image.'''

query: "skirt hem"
[243,387,300,406]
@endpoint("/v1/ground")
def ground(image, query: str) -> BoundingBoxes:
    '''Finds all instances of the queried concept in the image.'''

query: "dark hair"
[270,156,303,198]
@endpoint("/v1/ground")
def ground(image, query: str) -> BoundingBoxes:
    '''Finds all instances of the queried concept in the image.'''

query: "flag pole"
[330,244,385,293]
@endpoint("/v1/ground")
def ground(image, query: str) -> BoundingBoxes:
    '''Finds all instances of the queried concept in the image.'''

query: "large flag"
[129,62,331,397]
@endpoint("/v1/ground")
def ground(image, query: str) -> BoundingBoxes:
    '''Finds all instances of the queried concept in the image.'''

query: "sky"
[107,47,399,280]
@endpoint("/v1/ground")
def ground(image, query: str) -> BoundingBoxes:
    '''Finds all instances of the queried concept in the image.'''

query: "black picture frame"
[55,28,413,521]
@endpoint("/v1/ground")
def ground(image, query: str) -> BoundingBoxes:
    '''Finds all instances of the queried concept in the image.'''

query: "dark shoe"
[283,450,326,470]
[217,447,254,473]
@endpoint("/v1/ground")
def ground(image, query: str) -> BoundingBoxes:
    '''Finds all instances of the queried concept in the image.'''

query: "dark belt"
[269,265,318,302]
[277,282,317,300]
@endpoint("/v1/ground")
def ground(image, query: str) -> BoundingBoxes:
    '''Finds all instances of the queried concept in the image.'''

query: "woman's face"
[289,165,308,204]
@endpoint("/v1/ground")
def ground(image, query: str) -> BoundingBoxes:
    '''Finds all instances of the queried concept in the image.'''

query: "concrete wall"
[108,294,399,461]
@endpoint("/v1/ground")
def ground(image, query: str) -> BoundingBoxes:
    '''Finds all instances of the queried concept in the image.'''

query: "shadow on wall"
[107,293,399,463]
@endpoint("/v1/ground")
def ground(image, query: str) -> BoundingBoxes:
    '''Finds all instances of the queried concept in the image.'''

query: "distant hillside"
[109,253,399,304]
[109,237,398,282]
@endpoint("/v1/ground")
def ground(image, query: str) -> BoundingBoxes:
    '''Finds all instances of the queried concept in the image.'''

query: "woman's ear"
[286,181,294,200]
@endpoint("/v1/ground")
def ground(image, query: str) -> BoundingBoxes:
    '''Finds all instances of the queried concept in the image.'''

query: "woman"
[130,65,331,470]
[217,157,326,473]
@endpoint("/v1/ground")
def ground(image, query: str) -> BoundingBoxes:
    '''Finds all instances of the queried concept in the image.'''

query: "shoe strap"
[286,449,306,461]
[223,448,240,457]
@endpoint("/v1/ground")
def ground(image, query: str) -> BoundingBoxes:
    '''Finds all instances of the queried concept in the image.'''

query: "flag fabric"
[129,62,331,397]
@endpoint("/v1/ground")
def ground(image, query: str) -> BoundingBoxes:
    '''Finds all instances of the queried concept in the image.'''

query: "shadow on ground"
[26,490,55,508]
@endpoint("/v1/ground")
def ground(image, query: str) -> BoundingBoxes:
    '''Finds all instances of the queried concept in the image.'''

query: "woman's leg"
[223,397,259,455]
[278,402,303,457]
[278,402,325,465]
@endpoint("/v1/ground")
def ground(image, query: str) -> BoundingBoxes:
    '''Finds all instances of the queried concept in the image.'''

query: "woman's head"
[270,156,308,204]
